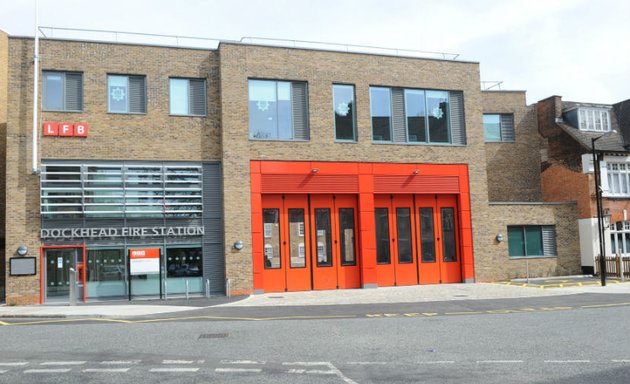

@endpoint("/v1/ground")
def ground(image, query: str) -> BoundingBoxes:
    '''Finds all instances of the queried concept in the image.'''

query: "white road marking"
[418,361,455,364]
[0,370,6,374]
[327,363,359,384]
[83,368,130,373]
[215,368,263,373]
[162,360,194,364]
[477,360,524,363]
[612,359,630,363]
[0,362,28,366]
[346,361,388,365]
[25,368,72,373]
[282,362,330,366]
[100,360,140,365]
[287,368,336,374]
[544,360,591,363]
[41,361,86,366]
[150,368,200,373]
[220,359,266,365]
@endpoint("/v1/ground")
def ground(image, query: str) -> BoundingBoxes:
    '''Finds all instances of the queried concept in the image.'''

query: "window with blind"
[43,71,83,112]
[40,162,202,219]
[108,75,146,114]
[170,78,207,116]
[507,225,557,258]
[370,86,466,145]
[483,114,515,142]
[248,79,309,140]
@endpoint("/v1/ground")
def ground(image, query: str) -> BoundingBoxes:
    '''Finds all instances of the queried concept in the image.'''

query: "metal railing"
[36,26,461,60]
[481,81,503,90]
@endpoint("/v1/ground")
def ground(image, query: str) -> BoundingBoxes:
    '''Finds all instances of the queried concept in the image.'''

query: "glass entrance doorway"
[44,247,85,302]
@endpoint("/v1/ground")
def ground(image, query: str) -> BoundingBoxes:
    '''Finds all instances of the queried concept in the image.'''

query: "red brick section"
[542,164,592,219]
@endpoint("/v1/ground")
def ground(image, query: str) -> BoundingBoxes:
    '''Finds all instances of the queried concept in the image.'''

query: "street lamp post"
[592,136,607,287]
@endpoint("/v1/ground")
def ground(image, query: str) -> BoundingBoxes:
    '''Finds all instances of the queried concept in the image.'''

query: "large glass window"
[427,91,450,143]
[43,71,83,112]
[170,78,207,116]
[371,87,461,144]
[248,79,308,140]
[86,249,126,298]
[165,247,203,295]
[405,89,426,142]
[108,75,146,114]
[508,225,556,258]
[333,84,356,141]
[370,87,392,141]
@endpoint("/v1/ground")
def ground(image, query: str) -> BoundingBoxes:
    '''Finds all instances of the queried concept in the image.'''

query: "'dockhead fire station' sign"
[43,122,89,137]
[129,248,160,275]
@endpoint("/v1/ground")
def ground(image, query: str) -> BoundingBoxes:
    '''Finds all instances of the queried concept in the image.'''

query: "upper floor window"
[108,75,146,114]
[170,78,207,116]
[578,108,610,132]
[248,79,309,141]
[333,84,356,141]
[43,71,83,112]
[606,162,630,196]
[483,114,515,142]
[370,86,465,145]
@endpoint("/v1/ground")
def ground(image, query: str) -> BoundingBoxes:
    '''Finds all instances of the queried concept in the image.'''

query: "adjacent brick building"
[0,29,581,304]
[537,95,630,273]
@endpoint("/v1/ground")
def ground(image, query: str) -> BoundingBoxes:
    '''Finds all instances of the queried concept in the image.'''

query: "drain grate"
[199,333,229,339]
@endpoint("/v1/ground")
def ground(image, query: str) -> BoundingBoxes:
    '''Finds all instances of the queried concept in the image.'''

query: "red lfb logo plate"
[43,122,89,137]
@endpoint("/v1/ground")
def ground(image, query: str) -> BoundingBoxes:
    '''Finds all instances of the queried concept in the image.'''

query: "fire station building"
[0,28,581,304]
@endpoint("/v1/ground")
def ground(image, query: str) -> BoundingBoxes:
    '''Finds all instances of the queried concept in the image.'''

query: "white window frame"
[578,108,611,132]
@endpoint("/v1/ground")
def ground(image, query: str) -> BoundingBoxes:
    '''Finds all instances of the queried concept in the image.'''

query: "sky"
[1,0,628,105]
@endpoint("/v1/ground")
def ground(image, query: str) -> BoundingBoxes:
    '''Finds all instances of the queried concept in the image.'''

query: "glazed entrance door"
[45,248,81,301]
[374,195,418,287]
[261,195,311,292]
[310,195,360,290]
[416,195,462,284]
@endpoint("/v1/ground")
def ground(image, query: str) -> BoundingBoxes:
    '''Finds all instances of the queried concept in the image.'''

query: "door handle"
[392,238,396,242]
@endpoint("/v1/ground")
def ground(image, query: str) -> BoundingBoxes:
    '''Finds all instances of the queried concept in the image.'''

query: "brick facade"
[483,91,542,202]
[0,30,8,300]
[0,35,582,302]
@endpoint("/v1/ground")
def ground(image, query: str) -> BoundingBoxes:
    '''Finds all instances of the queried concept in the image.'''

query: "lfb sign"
[43,122,88,137]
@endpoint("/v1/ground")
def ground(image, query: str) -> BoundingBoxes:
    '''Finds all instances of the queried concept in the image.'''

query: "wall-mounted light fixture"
[495,233,504,243]
[233,240,244,250]
[311,168,319,173]
[16,245,28,256]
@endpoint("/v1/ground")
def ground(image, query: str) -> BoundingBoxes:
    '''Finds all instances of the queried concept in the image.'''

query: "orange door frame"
[40,245,87,304]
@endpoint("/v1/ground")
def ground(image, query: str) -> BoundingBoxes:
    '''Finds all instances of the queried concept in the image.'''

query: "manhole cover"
[199,333,229,339]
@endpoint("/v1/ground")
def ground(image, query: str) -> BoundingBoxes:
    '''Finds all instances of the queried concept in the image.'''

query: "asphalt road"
[0,294,630,383]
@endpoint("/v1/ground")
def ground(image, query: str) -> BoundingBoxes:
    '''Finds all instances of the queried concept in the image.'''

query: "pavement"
[0,276,628,319]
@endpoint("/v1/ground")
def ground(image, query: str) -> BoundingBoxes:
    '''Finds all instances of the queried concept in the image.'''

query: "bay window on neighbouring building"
[169,78,207,116]
[370,86,465,145]
[43,71,83,112]
[606,162,630,196]
[483,114,515,142]
[248,79,309,140]
[507,225,557,258]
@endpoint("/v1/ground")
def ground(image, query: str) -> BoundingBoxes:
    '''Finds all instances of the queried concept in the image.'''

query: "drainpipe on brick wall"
[31,0,39,174]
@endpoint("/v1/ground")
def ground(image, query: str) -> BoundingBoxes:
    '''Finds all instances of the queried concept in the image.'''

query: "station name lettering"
[40,226,205,239]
